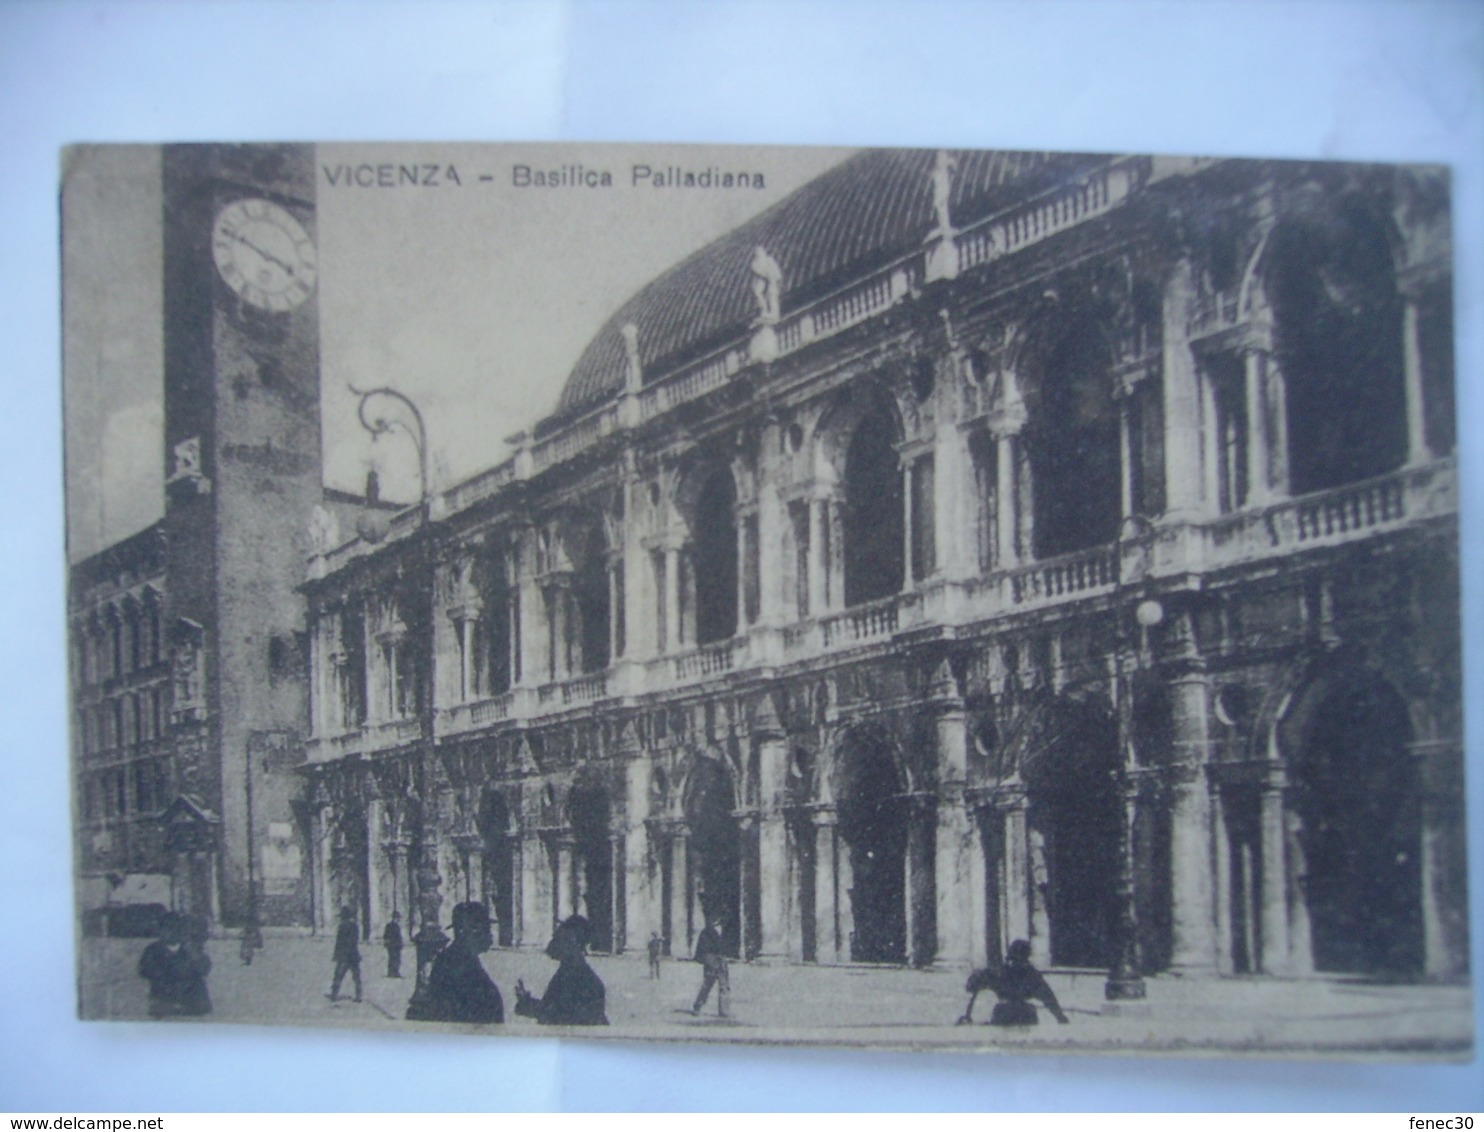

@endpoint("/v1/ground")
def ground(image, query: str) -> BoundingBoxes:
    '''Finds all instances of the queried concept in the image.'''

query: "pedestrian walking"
[139,912,212,1018]
[957,939,1069,1026]
[239,905,263,966]
[647,930,663,979]
[407,901,504,1023]
[383,910,404,978]
[690,914,730,1018]
[515,914,608,1026]
[328,905,362,1003]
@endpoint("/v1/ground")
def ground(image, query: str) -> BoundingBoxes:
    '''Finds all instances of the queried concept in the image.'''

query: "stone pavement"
[77,931,1473,1057]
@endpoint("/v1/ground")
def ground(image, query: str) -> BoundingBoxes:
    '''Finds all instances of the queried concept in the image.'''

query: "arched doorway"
[683,755,741,956]
[331,810,372,940]
[1266,195,1406,494]
[1024,698,1121,968]
[1286,670,1421,976]
[693,469,738,645]
[1020,304,1121,559]
[573,524,610,675]
[477,789,515,947]
[843,394,905,607]
[836,727,909,964]
[568,785,613,951]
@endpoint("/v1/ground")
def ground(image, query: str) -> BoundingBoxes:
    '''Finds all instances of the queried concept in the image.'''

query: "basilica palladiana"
[298,148,1464,984]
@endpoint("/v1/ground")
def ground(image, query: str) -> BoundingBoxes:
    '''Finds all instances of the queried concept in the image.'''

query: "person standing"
[690,914,730,1018]
[382,911,404,978]
[139,912,212,1019]
[407,901,504,1024]
[514,914,608,1026]
[328,905,362,1003]
[239,904,263,966]
[647,930,663,979]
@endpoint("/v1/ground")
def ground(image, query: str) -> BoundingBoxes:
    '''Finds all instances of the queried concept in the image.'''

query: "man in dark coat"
[514,914,608,1026]
[957,938,1069,1026]
[407,901,504,1024]
[329,905,362,1002]
[690,914,730,1018]
[139,912,212,1018]
[383,910,404,978]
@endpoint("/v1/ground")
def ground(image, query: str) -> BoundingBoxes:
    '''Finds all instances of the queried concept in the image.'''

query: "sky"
[64,141,850,560]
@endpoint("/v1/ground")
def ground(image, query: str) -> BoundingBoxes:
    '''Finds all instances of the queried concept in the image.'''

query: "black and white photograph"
[62,139,1470,1057]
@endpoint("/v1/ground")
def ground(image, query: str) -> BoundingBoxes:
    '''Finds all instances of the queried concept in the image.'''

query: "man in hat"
[956,939,1069,1026]
[328,905,362,1003]
[382,910,404,978]
[410,901,504,1024]
[690,912,730,1018]
[514,914,608,1026]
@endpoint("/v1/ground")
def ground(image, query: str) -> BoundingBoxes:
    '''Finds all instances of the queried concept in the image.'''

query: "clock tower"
[161,144,322,928]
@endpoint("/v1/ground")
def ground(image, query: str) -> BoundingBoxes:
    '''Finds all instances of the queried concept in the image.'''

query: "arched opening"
[836,728,909,964]
[568,785,613,952]
[477,789,515,947]
[683,756,741,956]
[331,810,372,941]
[1266,197,1406,494]
[1021,306,1121,558]
[479,547,513,695]
[693,470,738,645]
[1287,670,1422,976]
[843,394,905,607]
[1024,699,1121,968]
[573,524,610,674]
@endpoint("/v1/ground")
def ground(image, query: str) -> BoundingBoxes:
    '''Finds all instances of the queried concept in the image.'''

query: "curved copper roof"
[553,148,1109,420]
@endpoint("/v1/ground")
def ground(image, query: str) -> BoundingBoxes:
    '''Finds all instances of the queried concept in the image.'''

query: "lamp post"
[349,383,429,515]
[1105,517,1161,1001]
[347,383,446,1014]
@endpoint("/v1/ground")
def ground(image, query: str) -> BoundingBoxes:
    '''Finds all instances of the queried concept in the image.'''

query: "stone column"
[662,544,681,652]
[1243,347,1273,505]
[813,809,839,964]
[994,429,1020,569]
[1402,296,1432,467]
[901,460,916,587]
[1414,739,1468,979]
[555,836,576,921]
[1160,258,1206,519]
[620,725,655,950]
[999,792,1030,951]
[516,527,546,687]
[1209,781,1234,974]
[1258,767,1291,974]
[1118,395,1136,521]
[755,420,787,630]
[519,826,548,946]
[669,825,691,956]
[929,660,973,966]
[807,496,829,616]
[1167,655,1218,973]
[754,695,790,959]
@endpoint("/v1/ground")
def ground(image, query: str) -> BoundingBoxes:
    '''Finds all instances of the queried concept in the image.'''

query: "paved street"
[78,931,1472,1056]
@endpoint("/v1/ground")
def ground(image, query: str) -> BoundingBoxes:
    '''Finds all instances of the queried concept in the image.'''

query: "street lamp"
[1105,516,1161,1002]
[349,383,430,518]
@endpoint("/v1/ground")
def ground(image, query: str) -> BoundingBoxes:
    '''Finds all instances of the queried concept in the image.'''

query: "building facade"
[302,150,1466,982]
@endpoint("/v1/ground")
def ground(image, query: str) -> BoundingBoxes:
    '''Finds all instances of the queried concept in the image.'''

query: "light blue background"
[1,0,1479,1112]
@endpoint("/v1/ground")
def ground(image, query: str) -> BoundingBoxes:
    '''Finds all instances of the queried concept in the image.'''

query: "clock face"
[212,198,317,311]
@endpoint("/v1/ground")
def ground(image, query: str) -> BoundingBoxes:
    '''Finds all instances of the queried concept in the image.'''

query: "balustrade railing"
[820,597,899,647]
[1006,546,1117,605]
[674,640,738,681]
[957,164,1126,273]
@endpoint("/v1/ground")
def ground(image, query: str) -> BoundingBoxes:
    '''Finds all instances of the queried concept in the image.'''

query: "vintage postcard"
[64,142,1469,1055]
